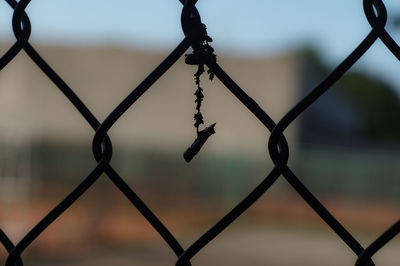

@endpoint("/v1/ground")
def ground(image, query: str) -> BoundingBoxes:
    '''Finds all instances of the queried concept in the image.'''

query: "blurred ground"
[1,186,398,265]
[20,227,400,266]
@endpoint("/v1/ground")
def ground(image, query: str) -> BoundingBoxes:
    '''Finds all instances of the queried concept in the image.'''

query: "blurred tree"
[299,45,400,144]
[393,15,400,28]
[337,72,400,141]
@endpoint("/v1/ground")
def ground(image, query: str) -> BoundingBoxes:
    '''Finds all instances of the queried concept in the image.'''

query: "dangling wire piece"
[184,123,216,162]
[184,22,217,162]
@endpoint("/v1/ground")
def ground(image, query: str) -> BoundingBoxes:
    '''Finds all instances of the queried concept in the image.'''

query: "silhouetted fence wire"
[0,0,399,265]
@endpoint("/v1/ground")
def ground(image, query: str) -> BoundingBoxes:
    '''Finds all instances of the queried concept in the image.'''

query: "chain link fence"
[0,0,399,265]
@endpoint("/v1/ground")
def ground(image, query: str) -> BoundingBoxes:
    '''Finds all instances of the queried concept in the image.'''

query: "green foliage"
[393,16,400,28]
[299,45,400,142]
[337,72,400,141]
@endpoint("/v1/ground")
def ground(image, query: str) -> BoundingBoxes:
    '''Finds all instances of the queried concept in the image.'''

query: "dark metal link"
[355,220,400,266]
[0,0,398,265]
[0,0,30,71]
[0,230,23,266]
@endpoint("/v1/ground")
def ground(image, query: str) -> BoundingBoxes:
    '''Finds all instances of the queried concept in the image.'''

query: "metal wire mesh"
[0,0,399,265]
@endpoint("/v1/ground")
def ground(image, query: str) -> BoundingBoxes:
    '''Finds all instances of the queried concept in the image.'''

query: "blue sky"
[1,0,400,91]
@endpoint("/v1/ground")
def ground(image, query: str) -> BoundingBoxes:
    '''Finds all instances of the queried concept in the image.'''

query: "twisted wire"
[0,0,398,265]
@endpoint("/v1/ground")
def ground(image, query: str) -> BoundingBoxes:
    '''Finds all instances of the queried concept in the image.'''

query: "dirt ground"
[23,226,400,266]
[1,192,399,265]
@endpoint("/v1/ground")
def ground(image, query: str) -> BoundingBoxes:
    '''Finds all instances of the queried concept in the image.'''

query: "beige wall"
[0,44,301,157]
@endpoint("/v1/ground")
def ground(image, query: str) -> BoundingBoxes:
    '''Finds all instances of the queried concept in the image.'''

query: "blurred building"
[0,43,398,201]
[0,43,301,200]
[0,44,301,152]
